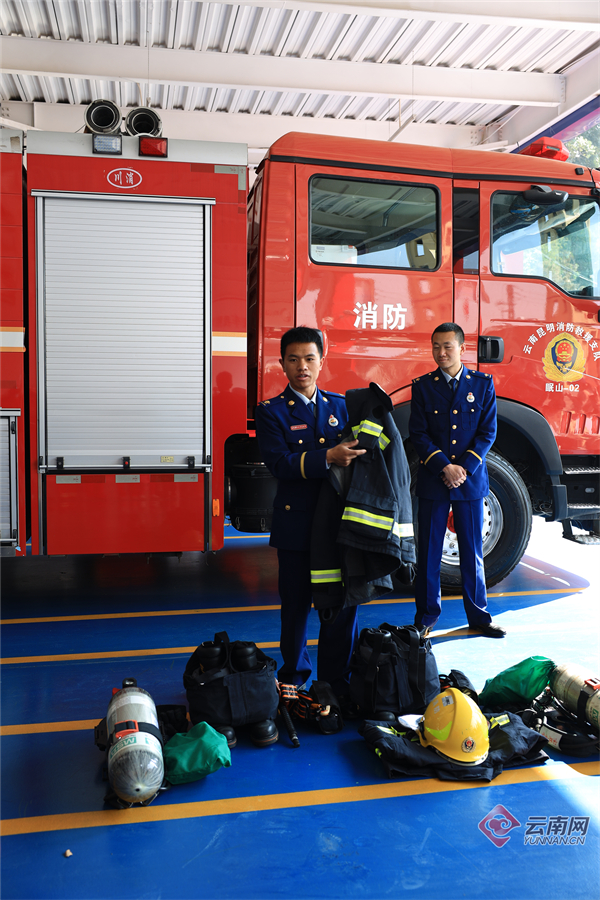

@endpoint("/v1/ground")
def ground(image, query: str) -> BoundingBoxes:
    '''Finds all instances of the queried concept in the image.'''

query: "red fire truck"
[2,110,599,592]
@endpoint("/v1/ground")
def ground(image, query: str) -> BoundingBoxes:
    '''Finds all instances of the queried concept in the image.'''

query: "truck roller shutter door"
[0,414,18,546]
[37,195,211,470]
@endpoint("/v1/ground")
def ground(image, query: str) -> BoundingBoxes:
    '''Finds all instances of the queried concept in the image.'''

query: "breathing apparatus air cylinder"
[550,663,600,733]
[105,678,164,805]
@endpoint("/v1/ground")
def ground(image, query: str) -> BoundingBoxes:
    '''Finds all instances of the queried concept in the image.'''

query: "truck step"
[562,516,600,545]
[563,466,600,475]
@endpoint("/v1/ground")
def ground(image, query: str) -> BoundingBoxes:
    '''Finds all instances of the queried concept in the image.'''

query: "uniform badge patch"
[466,392,475,403]
[328,415,339,427]
[290,424,308,431]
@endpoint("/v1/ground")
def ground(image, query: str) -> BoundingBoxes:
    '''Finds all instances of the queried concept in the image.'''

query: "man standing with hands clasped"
[409,323,506,638]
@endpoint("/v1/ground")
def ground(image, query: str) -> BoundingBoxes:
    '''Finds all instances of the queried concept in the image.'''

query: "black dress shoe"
[470,622,506,638]
[414,621,433,637]
[249,719,279,747]
[213,724,237,749]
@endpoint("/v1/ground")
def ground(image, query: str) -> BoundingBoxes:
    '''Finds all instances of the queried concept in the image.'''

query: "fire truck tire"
[404,447,532,593]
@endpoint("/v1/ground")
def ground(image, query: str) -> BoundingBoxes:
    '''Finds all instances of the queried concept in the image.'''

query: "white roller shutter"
[37,194,211,469]
[0,414,18,545]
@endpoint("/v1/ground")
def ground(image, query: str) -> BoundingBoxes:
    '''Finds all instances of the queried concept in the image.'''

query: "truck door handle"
[478,336,504,363]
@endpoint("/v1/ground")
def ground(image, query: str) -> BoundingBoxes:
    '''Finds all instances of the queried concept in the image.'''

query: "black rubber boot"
[249,719,279,747]
[213,724,237,749]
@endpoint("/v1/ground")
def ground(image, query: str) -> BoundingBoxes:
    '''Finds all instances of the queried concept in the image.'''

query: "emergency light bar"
[519,137,569,161]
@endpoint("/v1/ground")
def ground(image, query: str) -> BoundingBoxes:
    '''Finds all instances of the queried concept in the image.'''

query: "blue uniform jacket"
[255,384,347,551]
[409,368,497,501]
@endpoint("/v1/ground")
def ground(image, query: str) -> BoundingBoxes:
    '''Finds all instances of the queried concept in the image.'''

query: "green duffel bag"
[479,656,556,709]
[163,721,231,785]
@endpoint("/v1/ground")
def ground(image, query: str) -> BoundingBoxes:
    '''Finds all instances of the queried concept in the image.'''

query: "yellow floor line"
[1,588,583,626]
[2,610,589,666]
[1,720,100,735]
[2,761,597,837]
[0,639,317,666]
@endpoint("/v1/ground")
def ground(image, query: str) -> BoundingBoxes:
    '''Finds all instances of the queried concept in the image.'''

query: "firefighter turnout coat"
[310,382,415,613]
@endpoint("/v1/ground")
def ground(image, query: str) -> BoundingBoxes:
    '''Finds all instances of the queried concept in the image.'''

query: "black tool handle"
[280,701,300,748]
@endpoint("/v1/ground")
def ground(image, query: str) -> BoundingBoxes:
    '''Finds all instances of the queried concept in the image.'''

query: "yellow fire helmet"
[418,688,490,766]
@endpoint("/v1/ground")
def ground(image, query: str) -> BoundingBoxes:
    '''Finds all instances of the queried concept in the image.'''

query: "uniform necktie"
[450,378,457,393]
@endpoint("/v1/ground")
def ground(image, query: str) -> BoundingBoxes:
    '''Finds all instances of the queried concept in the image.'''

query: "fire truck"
[1,104,599,592]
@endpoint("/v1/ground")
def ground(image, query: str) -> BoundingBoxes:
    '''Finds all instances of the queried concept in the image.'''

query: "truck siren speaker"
[84,99,122,135]
[124,107,163,137]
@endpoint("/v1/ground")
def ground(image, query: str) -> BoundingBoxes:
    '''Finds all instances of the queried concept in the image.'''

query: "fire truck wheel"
[404,447,532,593]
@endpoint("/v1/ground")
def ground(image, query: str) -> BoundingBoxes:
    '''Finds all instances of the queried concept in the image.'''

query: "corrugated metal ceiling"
[1,2,598,149]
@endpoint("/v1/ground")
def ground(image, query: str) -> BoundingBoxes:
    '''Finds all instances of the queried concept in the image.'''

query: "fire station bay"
[1,9,599,900]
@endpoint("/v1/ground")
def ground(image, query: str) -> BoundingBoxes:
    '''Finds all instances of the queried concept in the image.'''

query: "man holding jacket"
[409,322,505,638]
[255,326,366,698]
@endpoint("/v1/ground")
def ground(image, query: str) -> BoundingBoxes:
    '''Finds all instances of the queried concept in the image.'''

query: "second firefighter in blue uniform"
[409,323,505,638]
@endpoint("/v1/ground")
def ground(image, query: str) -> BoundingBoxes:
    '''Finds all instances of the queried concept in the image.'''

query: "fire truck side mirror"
[523,185,569,206]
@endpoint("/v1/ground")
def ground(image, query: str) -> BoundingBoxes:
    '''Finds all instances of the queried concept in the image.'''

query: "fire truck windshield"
[491,192,600,298]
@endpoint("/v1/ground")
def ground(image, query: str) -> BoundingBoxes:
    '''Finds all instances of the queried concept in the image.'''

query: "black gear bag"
[350,623,440,717]
[184,632,279,728]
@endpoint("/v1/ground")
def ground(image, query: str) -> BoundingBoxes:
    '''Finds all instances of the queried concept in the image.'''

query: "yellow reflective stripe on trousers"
[310,569,343,584]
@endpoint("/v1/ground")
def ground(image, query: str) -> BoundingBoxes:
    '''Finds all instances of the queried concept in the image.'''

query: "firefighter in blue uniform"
[409,323,506,638]
[255,327,366,698]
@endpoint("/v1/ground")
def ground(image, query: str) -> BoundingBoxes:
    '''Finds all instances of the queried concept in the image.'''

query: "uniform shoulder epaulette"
[469,369,492,379]
[260,393,286,407]
[413,371,434,383]
[321,389,344,399]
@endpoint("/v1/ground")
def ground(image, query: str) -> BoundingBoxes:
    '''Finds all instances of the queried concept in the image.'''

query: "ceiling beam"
[0,35,564,107]
[208,1,600,32]
[3,100,482,150]
[497,47,600,148]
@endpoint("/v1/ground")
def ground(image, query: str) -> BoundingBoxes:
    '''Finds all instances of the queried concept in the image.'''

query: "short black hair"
[431,322,465,345]
[280,326,324,359]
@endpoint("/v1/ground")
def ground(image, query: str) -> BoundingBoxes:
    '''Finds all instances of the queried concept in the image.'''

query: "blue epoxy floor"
[1,518,599,900]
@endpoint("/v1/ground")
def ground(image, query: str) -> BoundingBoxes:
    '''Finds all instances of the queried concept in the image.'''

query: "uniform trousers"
[277,548,359,696]
[415,497,492,629]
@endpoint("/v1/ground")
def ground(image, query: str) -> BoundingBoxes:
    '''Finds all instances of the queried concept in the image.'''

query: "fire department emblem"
[462,737,476,753]
[328,415,339,427]
[543,333,585,383]
[466,392,475,403]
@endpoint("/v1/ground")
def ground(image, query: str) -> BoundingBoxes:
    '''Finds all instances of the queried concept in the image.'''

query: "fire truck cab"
[242,133,600,589]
